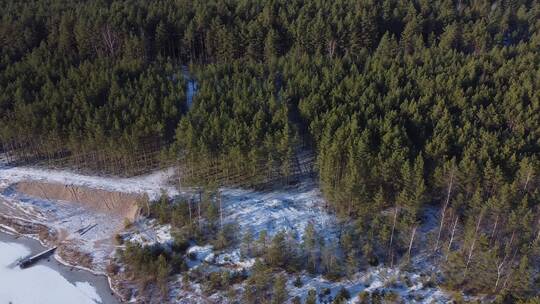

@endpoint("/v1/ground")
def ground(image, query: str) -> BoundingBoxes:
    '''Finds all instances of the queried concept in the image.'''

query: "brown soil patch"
[57,244,94,269]
[15,181,141,221]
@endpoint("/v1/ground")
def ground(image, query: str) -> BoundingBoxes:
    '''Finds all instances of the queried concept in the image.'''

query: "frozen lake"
[0,232,119,304]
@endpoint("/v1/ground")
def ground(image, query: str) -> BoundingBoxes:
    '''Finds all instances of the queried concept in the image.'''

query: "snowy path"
[0,166,178,200]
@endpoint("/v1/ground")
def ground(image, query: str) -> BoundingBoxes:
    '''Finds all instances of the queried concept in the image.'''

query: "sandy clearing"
[15,181,141,221]
[0,165,179,200]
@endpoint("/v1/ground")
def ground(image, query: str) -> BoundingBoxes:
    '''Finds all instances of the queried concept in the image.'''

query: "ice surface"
[0,241,102,304]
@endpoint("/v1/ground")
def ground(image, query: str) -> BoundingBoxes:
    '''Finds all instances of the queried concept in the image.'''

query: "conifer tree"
[271,274,288,304]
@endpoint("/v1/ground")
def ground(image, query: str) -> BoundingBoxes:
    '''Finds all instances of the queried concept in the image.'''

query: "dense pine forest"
[1,0,540,302]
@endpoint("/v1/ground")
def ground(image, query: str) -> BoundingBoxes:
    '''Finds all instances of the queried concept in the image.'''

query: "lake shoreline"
[0,229,121,304]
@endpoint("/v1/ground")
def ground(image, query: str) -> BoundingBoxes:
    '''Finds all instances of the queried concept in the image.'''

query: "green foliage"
[149,189,238,253]
[266,231,288,268]
[271,274,288,304]
[2,0,540,300]
[120,241,185,291]
[333,287,351,303]
[306,289,317,304]
[243,260,273,304]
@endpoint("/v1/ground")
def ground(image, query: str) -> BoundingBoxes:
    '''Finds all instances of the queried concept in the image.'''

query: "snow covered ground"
[0,184,122,270]
[124,179,450,303]
[287,266,449,304]
[127,220,173,247]
[0,164,180,271]
[0,163,451,303]
[221,181,339,240]
[0,164,330,245]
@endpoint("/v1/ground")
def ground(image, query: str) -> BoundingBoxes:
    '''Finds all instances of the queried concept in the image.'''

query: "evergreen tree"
[267,231,288,268]
[306,289,317,304]
[271,274,288,304]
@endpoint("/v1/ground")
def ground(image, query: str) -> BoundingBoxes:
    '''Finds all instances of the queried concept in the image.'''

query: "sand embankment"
[14,181,141,221]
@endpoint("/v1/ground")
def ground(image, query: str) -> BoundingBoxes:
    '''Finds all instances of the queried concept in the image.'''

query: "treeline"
[1,0,186,172]
[0,49,184,173]
[2,0,540,300]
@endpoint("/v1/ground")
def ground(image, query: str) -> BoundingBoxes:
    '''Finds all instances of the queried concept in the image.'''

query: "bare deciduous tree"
[435,164,455,252]
[101,25,120,57]
[445,216,459,261]
[465,209,484,274]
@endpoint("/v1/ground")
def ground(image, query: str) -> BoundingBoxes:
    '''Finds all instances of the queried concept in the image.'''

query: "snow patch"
[126,220,173,247]
[214,249,255,269]
[221,180,338,240]
[187,245,213,261]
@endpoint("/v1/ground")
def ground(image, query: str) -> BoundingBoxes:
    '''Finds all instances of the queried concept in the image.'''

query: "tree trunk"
[494,232,514,292]
[198,189,202,230]
[490,214,499,245]
[219,190,223,230]
[407,226,417,262]
[389,206,399,266]
[534,221,540,245]
[435,168,454,251]
[445,216,459,261]
[188,199,192,225]
[524,169,532,191]
[465,210,484,273]
[389,206,398,250]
